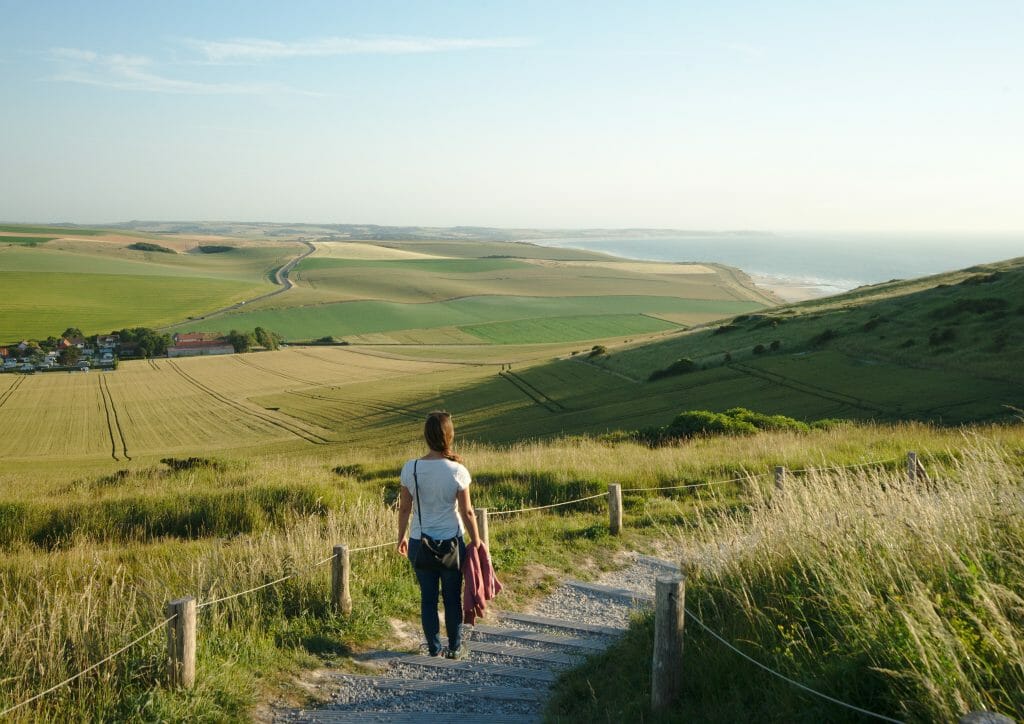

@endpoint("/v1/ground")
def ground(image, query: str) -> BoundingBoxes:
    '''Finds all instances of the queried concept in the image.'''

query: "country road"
[159,239,316,330]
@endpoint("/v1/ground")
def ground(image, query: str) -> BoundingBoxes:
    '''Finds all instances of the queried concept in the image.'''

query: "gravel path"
[274,552,678,723]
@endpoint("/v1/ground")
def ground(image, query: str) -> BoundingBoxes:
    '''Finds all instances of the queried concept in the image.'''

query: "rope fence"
[2,450,939,719]
[682,606,904,723]
[0,616,176,718]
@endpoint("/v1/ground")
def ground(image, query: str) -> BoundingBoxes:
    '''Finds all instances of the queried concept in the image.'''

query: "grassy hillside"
[2,424,1021,722]
[456,256,1024,431]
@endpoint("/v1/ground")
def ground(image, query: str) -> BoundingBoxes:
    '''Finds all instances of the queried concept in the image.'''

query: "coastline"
[522,237,837,303]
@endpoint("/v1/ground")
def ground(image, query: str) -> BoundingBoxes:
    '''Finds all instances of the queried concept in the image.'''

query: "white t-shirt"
[400,458,471,539]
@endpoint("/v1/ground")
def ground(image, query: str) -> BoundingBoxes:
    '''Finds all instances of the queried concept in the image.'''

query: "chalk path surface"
[275,553,676,724]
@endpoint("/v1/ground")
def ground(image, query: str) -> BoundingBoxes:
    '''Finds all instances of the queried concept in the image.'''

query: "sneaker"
[419,643,442,658]
[445,646,468,660]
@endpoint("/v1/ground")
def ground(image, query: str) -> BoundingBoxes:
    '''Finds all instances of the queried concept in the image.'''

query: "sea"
[531,232,1023,297]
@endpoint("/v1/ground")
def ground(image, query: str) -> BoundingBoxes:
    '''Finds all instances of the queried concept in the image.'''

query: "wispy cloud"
[48,47,317,95]
[184,35,533,63]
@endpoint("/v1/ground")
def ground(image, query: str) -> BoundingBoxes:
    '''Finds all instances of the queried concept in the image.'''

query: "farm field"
[180,294,764,343]
[0,227,298,339]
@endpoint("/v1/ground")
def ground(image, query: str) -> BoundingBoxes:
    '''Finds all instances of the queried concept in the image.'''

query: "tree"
[62,327,84,339]
[58,347,81,366]
[254,327,279,351]
[226,330,254,353]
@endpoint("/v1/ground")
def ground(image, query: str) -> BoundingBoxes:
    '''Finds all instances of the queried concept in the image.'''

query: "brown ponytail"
[423,410,463,463]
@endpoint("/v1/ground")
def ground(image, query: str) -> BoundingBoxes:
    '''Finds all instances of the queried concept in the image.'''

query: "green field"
[179,295,763,342]
[460,313,679,343]
[0,272,261,340]
[0,235,55,245]
[296,257,531,273]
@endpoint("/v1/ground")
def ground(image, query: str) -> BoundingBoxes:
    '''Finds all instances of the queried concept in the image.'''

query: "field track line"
[294,348,470,374]
[317,346,494,367]
[286,389,423,421]
[100,374,131,461]
[570,357,642,383]
[504,370,568,411]
[233,355,328,387]
[499,371,559,413]
[0,375,26,409]
[728,361,890,415]
[167,360,331,445]
[148,359,160,371]
[96,376,121,461]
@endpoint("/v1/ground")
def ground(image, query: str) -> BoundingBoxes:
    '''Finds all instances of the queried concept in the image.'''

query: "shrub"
[713,324,741,335]
[589,345,607,357]
[723,352,733,363]
[127,242,176,254]
[160,457,225,472]
[753,317,780,329]
[647,357,696,382]
[769,340,781,351]
[810,328,837,346]
[752,344,766,355]
[196,245,234,253]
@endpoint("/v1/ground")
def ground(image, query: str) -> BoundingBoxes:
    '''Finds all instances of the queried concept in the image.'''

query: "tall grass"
[657,435,1024,721]
[2,424,1021,721]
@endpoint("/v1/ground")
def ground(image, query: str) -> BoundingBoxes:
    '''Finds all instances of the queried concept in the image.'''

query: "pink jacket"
[461,543,502,624]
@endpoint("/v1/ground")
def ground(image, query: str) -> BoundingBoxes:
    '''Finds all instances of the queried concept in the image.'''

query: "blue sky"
[1,1,1021,230]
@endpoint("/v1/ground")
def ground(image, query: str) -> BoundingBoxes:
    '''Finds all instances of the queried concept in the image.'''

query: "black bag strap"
[412,460,423,535]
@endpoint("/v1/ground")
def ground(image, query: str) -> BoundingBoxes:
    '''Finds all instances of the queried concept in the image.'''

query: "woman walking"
[397,411,482,659]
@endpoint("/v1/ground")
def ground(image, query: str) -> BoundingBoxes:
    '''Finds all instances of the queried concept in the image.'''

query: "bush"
[127,242,176,254]
[589,345,607,357]
[713,324,741,335]
[648,357,696,382]
[628,407,826,445]
[196,245,234,253]
[752,344,766,355]
[810,328,837,346]
[769,340,781,351]
[723,352,732,363]
[161,457,225,472]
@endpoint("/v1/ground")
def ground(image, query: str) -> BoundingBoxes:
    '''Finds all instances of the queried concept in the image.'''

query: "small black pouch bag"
[411,460,461,572]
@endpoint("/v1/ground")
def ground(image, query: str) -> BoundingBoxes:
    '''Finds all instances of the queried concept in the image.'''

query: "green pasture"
[0,272,259,340]
[366,238,611,260]
[0,244,292,283]
[460,313,679,343]
[0,236,55,245]
[0,224,108,235]
[297,257,530,274]
[179,295,763,342]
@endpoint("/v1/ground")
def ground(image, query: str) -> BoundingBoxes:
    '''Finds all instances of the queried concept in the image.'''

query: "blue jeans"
[407,537,466,655]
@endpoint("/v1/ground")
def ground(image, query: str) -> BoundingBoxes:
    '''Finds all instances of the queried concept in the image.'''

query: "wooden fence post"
[165,596,196,689]
[774,465,786,491]
[331,544,352,615]
[608,484,623,535]
[907,451,918,485]
[475,507,489,548]
[652,575,686,711]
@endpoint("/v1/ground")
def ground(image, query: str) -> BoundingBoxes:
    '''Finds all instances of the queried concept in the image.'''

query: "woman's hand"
[397,539,408,556]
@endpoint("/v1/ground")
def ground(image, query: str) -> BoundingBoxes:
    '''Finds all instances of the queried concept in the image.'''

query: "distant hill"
[454,256,1024,440]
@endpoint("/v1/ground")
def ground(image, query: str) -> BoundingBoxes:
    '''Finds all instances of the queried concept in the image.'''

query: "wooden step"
[288,711,540,724]
[368,651,557,683]
[326,673,540,702]
[565,579,654,604]
[470,624,607,651]
[466,640,580,665]
[494,611,626,637]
